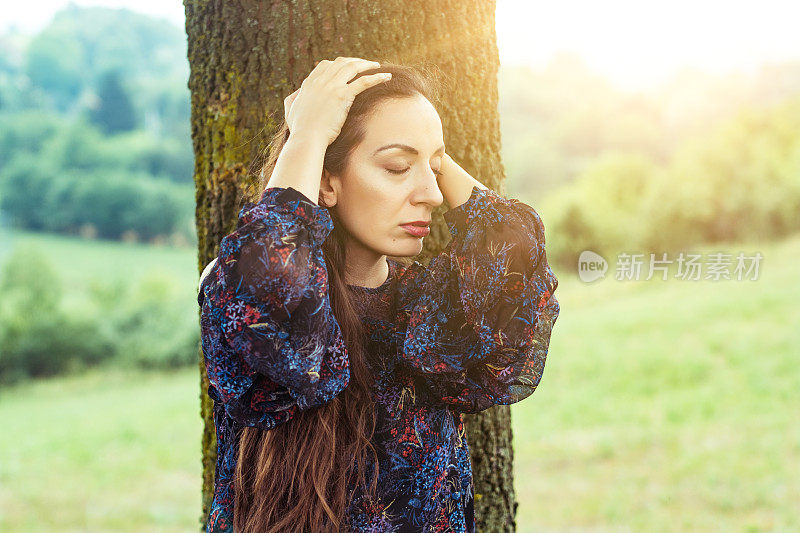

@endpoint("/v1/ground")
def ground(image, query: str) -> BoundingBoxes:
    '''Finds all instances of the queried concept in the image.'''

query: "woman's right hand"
[284,57,391,147]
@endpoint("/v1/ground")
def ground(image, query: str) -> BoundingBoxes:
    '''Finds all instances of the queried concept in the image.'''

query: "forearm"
[438,153,489,210]
[265,133,329,205]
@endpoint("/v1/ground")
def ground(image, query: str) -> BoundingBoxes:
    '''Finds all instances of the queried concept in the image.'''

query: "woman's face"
[323,94,446,258]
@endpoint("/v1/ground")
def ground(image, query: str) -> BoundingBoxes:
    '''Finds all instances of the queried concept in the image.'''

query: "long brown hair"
[232,60,444,532]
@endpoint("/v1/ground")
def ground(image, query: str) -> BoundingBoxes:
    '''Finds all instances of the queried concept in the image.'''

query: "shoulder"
[198,257,218,294]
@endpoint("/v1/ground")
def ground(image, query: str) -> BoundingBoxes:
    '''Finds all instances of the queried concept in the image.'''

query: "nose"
[413,169,444,209]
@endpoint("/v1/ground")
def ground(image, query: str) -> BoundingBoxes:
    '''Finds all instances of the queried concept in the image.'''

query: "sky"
[3,0,800,91]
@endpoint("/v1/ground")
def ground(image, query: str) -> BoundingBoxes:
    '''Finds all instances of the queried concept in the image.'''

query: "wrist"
[265,133,328,204]
[438,154,488,209]
[286,130,329,152]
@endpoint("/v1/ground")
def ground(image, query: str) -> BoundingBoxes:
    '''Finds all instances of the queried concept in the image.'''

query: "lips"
[400,222,430,237]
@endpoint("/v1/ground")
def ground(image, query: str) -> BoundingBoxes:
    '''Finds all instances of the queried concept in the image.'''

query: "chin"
[386,238,424,258]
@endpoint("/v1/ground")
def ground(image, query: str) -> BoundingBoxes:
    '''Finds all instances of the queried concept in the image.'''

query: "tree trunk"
[186,1,516,530]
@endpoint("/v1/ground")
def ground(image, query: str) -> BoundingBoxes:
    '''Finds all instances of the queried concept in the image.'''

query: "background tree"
[90,69,137,133]
[186,1,521,530]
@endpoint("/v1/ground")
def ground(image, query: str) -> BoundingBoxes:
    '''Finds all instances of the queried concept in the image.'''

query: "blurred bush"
[0,116,195,243]
[640,97,800,251]
[89,272,200,371]
[0,246,112,383]
[0,244,199,384]
[542,151,658,268]
[542,95,800,269]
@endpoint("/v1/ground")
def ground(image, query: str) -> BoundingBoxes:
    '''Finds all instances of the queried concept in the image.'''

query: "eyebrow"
[372,143,446,156]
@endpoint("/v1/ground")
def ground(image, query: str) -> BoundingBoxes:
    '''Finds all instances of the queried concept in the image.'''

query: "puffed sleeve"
[395,185,560,414]
[198,186,350,430]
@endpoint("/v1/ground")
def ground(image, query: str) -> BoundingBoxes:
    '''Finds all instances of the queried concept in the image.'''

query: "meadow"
[512,232,799,532]
[0,229,797,531]
[0,228,199,310]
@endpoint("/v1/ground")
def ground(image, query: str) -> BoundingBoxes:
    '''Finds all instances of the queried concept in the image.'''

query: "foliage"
[640,97,800,252]
[499,56,800,201]
[21,5,187,115]
[0,117,195,241]
[0,245,200,384]
[0,245,112,384]
[541,152,659,268]
[542,95,800,269]
[89,69,138,134]
[89,272,200,371]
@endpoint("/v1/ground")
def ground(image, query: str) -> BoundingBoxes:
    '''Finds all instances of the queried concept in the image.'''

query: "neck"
[344,243,388,288]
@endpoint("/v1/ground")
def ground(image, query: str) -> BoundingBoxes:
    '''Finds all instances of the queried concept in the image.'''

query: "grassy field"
[0,367,204,532]
[0,228,200,310]
[512,232,800,532]
[0,229,797,531]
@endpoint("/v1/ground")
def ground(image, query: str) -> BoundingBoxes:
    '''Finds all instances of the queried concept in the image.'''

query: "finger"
[284,87,300,112]
[284,87,300,103]
[283,89,300,119]
[330,56,380,79]
[346,72,392,95]
[324,58,381,85]
[284,88,299,107]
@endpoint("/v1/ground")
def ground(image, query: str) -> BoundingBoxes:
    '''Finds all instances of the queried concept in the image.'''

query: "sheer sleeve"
[394,185,560,414]
[198,186,349,430]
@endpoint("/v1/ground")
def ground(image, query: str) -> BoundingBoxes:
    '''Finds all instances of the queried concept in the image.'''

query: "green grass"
[0,228,797,531]
[511,232,800,532]
[0,228,200,309]
[0,367,204,532]
[0,229,206,531]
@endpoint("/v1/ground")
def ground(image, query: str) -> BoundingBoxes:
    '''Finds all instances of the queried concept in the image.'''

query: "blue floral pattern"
[199,184,560,532]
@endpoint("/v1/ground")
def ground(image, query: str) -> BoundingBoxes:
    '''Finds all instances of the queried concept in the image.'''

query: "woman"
[198,57,560,532]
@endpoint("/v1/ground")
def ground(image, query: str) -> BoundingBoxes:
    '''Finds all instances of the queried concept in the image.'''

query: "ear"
[319,169,339,208]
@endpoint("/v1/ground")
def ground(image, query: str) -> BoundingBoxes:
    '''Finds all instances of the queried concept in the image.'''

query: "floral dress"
[198,184,560,532]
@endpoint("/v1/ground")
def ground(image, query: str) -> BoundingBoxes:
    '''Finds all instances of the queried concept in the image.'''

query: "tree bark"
[186,1,516,530]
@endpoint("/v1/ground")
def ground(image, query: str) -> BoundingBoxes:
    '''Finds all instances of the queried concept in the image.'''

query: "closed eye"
[385,167,408,175]
[385,167,443,176]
